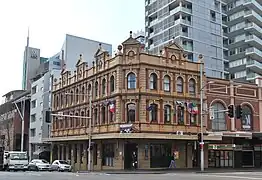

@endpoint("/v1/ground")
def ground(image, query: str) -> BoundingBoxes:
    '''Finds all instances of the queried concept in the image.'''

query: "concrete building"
[46,32,260,171]
[145,0,262,83]
[0,90,30,151]
[145,0,228,79]
[22,46,41,90]
[29,55,61,161]
[226,0,262,83]
[59,34,113,71]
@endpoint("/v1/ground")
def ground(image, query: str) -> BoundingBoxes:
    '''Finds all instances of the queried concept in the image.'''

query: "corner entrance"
[124,143,138,170]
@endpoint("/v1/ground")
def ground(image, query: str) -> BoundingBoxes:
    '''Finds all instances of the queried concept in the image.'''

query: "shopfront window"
[150,144,171,168]
[102,143,114,167]
[208,150,233,168]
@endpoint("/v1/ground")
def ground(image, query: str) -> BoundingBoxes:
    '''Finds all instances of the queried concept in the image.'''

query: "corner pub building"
[48,32,262,171]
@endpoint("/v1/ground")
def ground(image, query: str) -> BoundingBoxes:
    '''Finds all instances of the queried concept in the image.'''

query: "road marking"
[199,174,262,179]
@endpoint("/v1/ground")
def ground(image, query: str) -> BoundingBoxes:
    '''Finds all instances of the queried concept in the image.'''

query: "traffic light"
[197,133,202,142]
[45,111,51,123]
[228,105,235,118]
[236,105,243,119]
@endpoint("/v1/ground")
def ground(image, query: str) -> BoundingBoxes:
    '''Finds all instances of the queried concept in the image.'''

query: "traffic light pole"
[200,59,204,172]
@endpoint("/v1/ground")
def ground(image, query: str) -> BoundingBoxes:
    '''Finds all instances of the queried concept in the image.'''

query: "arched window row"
[127,72,197,95]
[210,102,254,131]
[54,75,116,109]
[53,105,116,130]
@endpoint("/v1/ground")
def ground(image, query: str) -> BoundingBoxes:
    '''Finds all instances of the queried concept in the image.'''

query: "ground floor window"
[102,143,114,166]
[150,143,171,168]
[208,150,233,168]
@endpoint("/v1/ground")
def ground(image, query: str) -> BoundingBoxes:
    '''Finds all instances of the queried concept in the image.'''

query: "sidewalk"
[76,168,262,174]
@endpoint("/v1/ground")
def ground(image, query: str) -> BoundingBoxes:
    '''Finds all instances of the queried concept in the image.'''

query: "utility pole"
[88,89,92,171]
[199,54,204,172]
[21,99,25,152]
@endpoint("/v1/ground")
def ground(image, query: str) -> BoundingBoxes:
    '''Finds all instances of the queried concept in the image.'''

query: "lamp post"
[198,54,214,172]
[62,91,92,171]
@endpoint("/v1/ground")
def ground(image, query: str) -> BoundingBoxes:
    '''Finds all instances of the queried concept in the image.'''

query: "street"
[2,171,262,180]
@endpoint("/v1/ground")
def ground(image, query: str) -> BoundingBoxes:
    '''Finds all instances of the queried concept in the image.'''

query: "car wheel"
[35,167,39,171]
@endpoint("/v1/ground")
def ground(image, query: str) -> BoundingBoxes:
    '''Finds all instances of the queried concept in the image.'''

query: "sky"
[0,0,144,100]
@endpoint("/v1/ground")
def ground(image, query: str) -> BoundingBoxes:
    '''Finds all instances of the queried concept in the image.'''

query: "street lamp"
[199,54,214,172]
[58,91,92,171]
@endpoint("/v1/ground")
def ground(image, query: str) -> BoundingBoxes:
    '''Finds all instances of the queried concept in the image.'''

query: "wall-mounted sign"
[0,109,17,122]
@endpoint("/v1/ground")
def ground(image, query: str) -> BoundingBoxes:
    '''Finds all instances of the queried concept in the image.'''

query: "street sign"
[57,112,63,120]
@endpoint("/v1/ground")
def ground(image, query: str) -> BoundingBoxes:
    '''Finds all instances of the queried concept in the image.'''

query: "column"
[57,145,61,160]
[66,145,69,160]
[61,145,64,160]
[77,143,81,171]
[50,143,54,163]
[70,144,75,167]
[83,143,87,170]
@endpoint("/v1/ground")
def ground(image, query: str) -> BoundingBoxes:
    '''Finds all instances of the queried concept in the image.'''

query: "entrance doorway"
[124,143,138,169]
[242,151,254,167]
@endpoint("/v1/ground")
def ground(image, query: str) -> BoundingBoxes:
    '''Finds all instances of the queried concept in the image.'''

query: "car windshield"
[59,160,68,164]
[9,153,28,160]
[41,159,48,163]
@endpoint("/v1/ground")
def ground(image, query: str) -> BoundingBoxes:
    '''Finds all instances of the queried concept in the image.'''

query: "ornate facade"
[49,31,262,171]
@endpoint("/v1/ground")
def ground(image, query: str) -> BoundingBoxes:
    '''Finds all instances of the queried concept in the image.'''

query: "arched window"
[212,102,226,131]
[70,90,74,105]
[95,81,99,97]
[81,86,85,102]
[164,75,171,92]
[81,111,85,126]
[102,79,106,95]
[88,84,92,97]
[164,105,171,123]
[110,75,115,92]
[176,77,183,93]
[61,94,63,107]
[56,96,59,108]
[101,106,106,124]
[149,73,157,90]
[76,88,79,103]
[65,93,68,106]
[149,103,158,122]
[127,103,136,123]
[177,105,185,125]
[241,105,252,130]
[86,110,90,127]
[75,112,79,127]
[127,72,136,89]
[70,113,73,127]
[94,108,98,125]
[189,79,196,95]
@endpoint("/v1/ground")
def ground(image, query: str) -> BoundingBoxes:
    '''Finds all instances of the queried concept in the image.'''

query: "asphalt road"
[1,171,262,180]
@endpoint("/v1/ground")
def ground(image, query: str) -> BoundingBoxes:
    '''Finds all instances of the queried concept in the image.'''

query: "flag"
[109,103,115,113]
[188,102,198,114]
[146,105,153,111]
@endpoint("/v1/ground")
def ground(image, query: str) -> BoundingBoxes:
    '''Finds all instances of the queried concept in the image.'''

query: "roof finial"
[80,54,82,59]
[99,43,102,49]
[130,31,133,37]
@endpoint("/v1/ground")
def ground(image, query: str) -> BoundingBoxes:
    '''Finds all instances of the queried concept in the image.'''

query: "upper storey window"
[149,73,157,90]
[127,72,136,89]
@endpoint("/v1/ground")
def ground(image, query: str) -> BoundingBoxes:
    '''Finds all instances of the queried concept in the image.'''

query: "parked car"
[28,159,51,171]
[50,160,71,172]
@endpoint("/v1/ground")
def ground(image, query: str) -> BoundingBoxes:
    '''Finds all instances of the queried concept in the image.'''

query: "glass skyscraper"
[145,0,262,81]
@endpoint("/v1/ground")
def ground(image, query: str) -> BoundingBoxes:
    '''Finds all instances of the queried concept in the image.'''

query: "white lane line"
[199,174,262,179]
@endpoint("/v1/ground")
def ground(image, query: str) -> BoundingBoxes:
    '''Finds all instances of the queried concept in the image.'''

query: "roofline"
[65,34,112,47]
[2,90,25,97]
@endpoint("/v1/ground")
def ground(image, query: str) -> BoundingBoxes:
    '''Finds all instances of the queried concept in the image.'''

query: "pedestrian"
[168,152,176,168]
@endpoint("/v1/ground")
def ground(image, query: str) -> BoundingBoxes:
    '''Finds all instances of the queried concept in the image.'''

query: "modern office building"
[145,0,228,79]
[227,0,262,83]
[59,34,113,71]
[29,53,61,161]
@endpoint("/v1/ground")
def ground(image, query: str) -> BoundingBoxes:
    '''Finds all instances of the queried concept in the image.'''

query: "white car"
[28,159,51,171]
[50,160,71,172]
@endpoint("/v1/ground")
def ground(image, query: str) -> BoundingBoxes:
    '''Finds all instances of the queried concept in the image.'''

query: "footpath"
[76,168,262,174]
